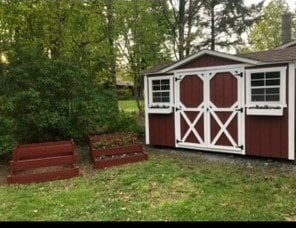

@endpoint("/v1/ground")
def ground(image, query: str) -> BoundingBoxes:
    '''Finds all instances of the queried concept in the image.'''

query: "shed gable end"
[176,54,242,69]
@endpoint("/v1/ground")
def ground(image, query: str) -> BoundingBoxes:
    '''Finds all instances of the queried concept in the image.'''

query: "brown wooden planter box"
[7,140,80,185]
[89,134,148,169]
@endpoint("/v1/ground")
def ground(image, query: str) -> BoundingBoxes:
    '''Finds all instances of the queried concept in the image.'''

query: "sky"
[245,0,296,10]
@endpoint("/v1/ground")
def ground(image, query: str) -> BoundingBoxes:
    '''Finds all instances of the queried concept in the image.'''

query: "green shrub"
[116,88,133,100]
[0,116,17,156]
[111,111,144,137]
[0,48,119,155]
[72,89,118,141]
[0,97,17,156]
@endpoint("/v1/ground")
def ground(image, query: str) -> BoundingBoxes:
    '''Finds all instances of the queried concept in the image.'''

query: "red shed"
[144,41,296,160]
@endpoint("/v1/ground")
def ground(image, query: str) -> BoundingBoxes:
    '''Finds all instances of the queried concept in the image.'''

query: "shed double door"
[174,68,245,154]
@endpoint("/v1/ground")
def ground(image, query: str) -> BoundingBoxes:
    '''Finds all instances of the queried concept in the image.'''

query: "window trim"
[246,67,287,116]
[246,67,287,107]
[148,76,173,113]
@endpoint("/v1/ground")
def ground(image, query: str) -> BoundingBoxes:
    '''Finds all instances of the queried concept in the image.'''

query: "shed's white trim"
[177,142,245,155]
[246,108,283,116]
[174,66,245,154]
[144,75,150,144]
[235,68,246,155]
[288,63,295,160]
[245,67,287,114]
[148,107,173,114]
[174,72,181,148]
[275,40,296,50]
[160,50,260,73]
[171,64,248,74]
[147,75,174,113]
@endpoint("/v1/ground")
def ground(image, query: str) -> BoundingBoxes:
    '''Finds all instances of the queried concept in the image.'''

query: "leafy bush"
[111,111,144,137]
[72,90,118,141]
[116,88,133,100]
[0,97,17,156]
[0,114,17,156]
[0,47,119,155]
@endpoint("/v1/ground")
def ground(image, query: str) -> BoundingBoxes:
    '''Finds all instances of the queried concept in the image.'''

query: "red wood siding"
[177,54,240,69]
[246,65,289,159]
[179,75,204,143]
[210,114,238,146]
[149,114,175,147]
[180,75,203,108]
[246,110,288,159]
[210,72,238,147]
[210,72,237,108]
[180,111,204,143]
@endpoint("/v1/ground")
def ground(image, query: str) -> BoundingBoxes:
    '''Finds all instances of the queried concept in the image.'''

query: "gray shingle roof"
[142,61,174,74]
[143,43,296,75]
[240,45,296,62]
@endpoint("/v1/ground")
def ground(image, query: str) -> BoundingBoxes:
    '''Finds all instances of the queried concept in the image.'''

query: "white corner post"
[144,75,150,145]
[288,62,295,160]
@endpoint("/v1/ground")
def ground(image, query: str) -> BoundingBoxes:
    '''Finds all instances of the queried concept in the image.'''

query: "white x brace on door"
[174,67,245,154]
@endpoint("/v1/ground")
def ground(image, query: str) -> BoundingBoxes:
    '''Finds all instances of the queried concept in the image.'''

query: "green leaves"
[250,0,291,51]
[116,0,171,114]
[200,0,264,51]
[0,1,121,155]
[0,51,119,153]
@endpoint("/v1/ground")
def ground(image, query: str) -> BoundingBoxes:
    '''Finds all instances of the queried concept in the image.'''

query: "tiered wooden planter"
[7,140,80,184]
[89,134,148,169]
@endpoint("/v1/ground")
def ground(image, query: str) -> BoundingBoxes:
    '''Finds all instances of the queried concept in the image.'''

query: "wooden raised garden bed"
[89,133,148,169]
[7,140,80,184]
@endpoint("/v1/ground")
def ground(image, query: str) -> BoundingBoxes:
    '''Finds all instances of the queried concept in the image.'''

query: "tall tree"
[0,0,120,154]
[117,0,171,115]
[250,0,290,51]
[158,0,202,60]
[105,0,116,89]
[200,0,263,51]
[0,0,119,85]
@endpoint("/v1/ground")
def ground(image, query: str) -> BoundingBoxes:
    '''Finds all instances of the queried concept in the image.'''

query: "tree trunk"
[135,76,144,117]
[178,0,186,59]
[210,2,215,51]
[185,0,193,56]
[106,0,116,89]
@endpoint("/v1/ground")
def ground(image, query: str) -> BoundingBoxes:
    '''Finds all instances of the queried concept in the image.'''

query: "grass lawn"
[0,147,296,221]
[118,100,143,113]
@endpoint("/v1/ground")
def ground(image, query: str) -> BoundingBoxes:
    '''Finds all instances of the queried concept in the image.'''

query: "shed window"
[152,79,170,103]
[246,67,287,116]
[147,76,173,113]
[250,71,280,102]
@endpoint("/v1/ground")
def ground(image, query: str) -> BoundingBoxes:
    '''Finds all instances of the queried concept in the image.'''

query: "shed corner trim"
[288,62,295,160]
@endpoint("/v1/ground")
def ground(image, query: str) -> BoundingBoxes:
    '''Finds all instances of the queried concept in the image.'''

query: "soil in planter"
[90,133,141,150]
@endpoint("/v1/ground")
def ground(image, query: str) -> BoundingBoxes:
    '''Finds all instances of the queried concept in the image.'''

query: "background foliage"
[249,0,293,51]
[0,0,294,156]
[0,45,119,155]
